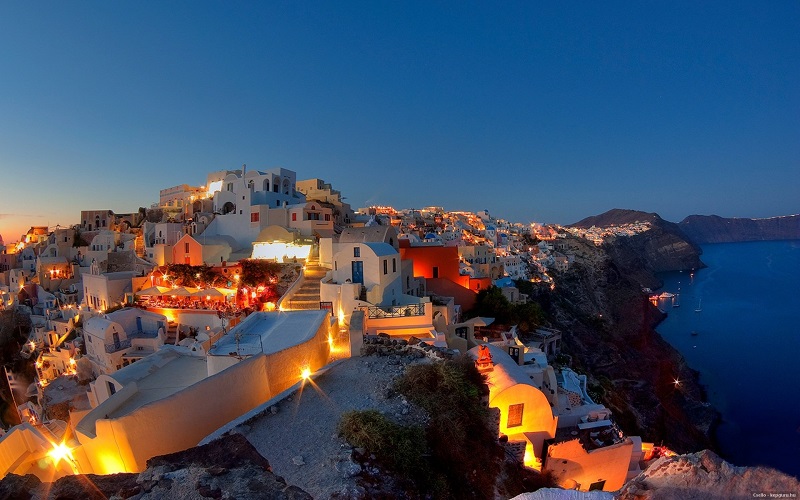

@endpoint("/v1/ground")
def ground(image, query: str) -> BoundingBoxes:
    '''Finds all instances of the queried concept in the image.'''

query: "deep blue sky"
[1,2,798,241]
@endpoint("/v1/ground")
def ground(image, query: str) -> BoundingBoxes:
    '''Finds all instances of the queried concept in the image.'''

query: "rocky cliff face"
[679,214,800,244]
[0,434,311,500]
[543,217,717,453]
[618,449,800,500]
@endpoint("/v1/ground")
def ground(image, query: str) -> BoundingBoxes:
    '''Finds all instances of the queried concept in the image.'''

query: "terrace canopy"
[192,287,235,300]
[135,286,171,296]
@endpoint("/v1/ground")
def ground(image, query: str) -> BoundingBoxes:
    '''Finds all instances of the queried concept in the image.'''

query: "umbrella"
[135,286,171,296]
[193,288,225,298]
[167,287,197,297]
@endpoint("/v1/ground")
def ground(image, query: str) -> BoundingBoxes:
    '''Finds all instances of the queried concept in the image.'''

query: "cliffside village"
[0,166,664,493]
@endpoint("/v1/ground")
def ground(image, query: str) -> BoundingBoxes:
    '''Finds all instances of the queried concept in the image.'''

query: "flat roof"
[108,353,208,419]
[208,310,328,357]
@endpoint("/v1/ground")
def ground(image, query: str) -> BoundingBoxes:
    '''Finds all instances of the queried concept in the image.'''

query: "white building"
[83,308,167,379]
[200,167,308,249]
[82,264,134,312]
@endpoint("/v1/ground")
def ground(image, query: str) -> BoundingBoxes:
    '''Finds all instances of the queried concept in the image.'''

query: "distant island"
[678,214,800,244]
[570,209,800,246]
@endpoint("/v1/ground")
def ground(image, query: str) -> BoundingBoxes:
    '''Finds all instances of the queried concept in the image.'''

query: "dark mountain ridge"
[571,209,705,275]
[571,208,800,245]
[679,214,800,244]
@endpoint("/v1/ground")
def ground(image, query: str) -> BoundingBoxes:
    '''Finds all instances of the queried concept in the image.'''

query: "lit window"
[507,403,524,428]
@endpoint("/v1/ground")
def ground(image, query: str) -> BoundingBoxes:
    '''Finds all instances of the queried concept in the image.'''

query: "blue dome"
[424,232,438,239]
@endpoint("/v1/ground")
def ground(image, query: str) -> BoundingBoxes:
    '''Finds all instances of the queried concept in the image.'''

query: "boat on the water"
[695,298,702,313]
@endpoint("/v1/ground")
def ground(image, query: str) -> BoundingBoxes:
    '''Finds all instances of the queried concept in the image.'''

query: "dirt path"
[238,354,427,498]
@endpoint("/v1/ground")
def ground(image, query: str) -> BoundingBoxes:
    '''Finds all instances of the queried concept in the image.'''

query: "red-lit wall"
[468,277,492,292]
[399,246,470,288]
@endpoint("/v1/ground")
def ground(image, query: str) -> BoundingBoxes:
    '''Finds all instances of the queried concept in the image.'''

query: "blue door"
[352,261,364,284]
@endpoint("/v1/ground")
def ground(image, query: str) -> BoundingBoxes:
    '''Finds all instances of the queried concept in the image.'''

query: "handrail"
[361,303,425,319]
[277,266,306,310]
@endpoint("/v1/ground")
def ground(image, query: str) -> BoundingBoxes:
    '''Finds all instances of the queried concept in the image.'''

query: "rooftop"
[208,310,328,358]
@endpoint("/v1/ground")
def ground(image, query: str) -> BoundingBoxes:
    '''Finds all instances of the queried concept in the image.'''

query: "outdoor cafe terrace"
[135,286,241,314]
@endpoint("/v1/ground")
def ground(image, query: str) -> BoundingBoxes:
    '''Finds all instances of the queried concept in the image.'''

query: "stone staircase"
[282,246,330,310]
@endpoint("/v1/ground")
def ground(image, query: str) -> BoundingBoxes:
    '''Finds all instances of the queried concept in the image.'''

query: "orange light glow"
[300,367,312,380]
[47,441,74,467]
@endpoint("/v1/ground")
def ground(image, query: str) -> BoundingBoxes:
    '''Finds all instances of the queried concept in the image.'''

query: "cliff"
[678,214,800,244]
[572,209,705,278]
[543,215,716,453]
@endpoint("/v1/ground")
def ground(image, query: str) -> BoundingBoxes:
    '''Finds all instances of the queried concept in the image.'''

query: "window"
[588,480,606,491]
[392,258,396,273]
[354,247,360,258]
[185,243,190,253]
[383,259,388,275]
[507,403,524,428]
[292,213,297,221]
[251,212,260,223]
[324,214,330,221]
[455,327,468,339]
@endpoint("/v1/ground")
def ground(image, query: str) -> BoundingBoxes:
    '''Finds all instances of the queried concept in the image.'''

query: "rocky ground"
[0,434,312,500]
[235,350,433,499]
[618,449,800,500]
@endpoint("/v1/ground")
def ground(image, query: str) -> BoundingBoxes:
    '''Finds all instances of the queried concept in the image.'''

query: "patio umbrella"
[167,287,197,297]
[193,288,225,300]
[135,286,171,296]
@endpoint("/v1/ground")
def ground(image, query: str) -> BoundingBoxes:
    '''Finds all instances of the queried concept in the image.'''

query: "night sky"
[1,1,798,242]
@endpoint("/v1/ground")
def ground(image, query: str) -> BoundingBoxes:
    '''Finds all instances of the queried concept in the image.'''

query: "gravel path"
[238,354,428,499]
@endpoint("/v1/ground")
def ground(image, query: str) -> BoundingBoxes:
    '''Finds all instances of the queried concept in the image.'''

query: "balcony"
[103,330,159,353]
[105,339,131,353]
[362,303,425,319]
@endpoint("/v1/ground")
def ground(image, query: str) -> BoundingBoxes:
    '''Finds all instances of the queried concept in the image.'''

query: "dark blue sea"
[656,240,800,478]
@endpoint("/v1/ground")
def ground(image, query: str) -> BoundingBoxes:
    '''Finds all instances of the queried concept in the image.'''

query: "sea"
[655,240,800,478]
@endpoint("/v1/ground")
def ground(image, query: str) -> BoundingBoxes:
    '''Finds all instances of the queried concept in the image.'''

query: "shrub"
[338,410,428,480]
[394,356,501,499]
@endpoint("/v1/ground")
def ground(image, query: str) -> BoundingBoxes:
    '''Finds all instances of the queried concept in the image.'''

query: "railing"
[130,329,160,339]
[103,330,160,353]
[361,303,425,319]
[105,339,131,353]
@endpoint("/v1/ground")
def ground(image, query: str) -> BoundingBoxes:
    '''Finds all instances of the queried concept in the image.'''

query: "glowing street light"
[300,367,312,381]
[48,442,73,465]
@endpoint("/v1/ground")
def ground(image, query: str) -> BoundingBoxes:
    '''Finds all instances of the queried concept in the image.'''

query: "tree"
[165,264,226,288]
[239,259,282,288]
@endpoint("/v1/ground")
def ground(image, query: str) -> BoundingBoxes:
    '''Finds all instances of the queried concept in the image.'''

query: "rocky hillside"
[540,224,717,453]
[0,434,311,499]
[618,449,800,500]
[571,209,704,279]
[679,214,800,244]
